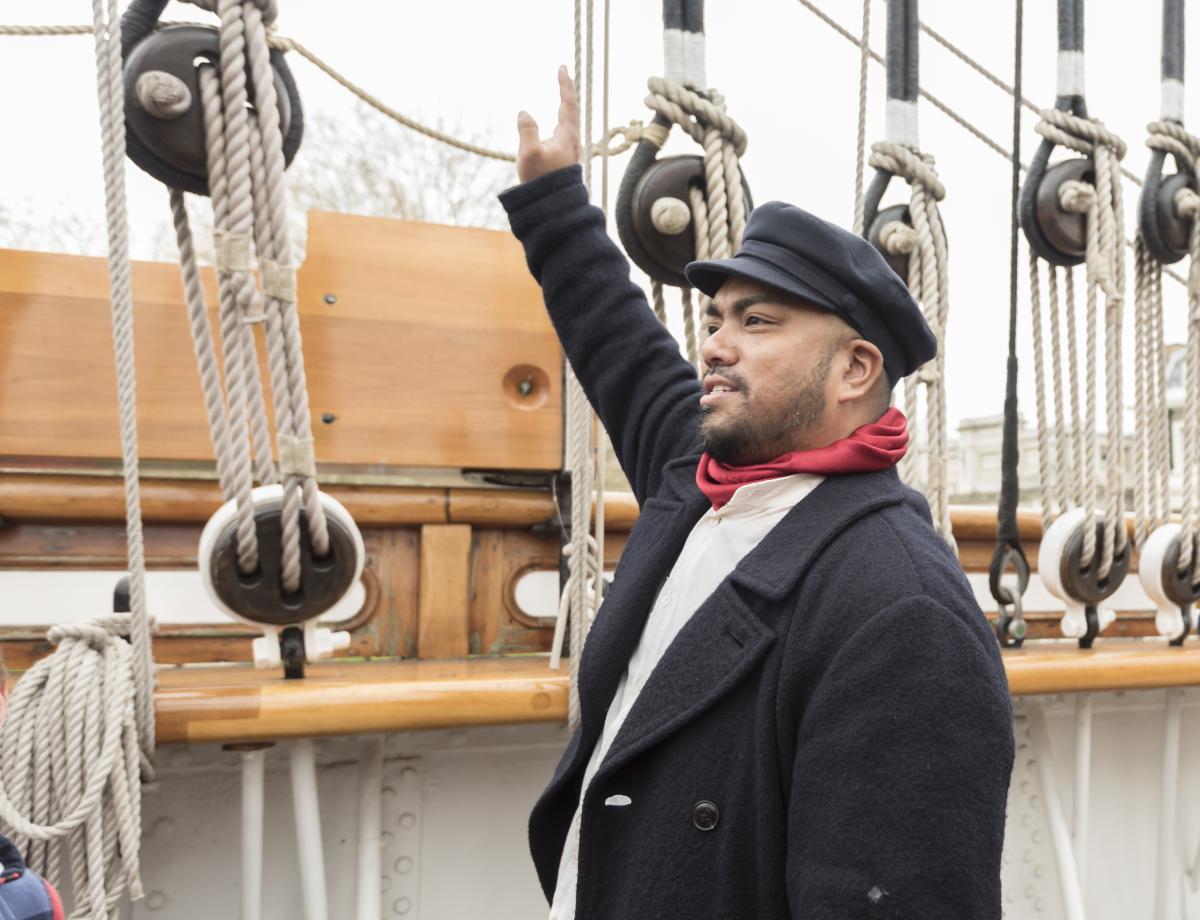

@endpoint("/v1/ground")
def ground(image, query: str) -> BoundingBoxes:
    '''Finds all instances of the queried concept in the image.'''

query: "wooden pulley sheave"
[614,0,752,293]
[121,0,304,194]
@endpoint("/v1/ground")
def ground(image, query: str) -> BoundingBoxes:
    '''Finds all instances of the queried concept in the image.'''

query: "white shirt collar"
[716,472,824,518]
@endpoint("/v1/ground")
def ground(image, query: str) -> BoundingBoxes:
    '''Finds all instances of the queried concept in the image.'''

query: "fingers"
[516,110,540,149]
[555,64,579,136]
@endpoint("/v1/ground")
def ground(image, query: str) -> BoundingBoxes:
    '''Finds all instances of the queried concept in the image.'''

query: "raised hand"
[515,66,582,184]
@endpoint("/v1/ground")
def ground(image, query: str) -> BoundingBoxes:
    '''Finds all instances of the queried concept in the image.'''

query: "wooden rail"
[151,648,1200,745]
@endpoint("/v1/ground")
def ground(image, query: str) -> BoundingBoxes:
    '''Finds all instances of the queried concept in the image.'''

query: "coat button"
[692,800,720,831]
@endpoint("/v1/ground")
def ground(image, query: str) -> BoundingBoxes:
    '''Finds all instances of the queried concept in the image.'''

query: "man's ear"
[837,339,886,404]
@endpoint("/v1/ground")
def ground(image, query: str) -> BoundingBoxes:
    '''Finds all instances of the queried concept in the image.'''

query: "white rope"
[851,0,870,235]
[868,141,953,546]
[1029,108,1128,578]
[0,4,154,914]
[1158,119,1200,580]
[169,0,331,596]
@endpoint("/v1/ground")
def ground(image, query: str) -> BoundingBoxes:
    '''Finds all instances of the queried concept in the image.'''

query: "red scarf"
[696,407,909,510]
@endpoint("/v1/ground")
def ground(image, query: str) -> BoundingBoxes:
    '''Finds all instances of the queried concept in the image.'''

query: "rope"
[556,0,603,733]
[167,0,331,598]
[0,22,516,162]
[1029,108,1128,577]
[0,620,148,917]
[0,5,154,914]
[851,0,871,235]
[792,0,1191,292]
[869,142,952,546]
[642,76,748,355]
[1155,121,1200,580]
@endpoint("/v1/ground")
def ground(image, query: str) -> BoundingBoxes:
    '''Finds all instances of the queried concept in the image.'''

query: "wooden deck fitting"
[149,646,1200,745]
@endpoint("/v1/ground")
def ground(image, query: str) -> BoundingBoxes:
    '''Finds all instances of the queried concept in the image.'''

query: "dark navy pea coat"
[500,166,1014,920]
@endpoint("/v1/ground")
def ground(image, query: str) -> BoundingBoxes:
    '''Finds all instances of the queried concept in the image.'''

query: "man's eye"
[705,324,719,336]
[745,315,765,326]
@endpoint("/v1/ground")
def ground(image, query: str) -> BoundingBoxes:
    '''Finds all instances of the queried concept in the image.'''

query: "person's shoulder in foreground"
[0,832,65,919]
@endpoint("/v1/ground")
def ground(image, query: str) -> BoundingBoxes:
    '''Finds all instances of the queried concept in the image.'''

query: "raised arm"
[500,68,702,504]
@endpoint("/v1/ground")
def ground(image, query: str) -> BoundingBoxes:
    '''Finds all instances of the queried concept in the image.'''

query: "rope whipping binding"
[862,0,952,546]
[1021,0,1129,647]
[0,1,155,914]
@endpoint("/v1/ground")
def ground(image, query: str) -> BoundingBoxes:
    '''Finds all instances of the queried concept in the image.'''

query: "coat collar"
[659,454,911,602]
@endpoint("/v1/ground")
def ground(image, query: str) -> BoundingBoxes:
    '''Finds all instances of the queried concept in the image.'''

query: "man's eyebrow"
[705,295,776,319]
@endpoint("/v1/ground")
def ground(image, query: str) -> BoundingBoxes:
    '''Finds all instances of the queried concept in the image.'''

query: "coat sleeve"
[499,165,703,504]
[785,596,1014,919]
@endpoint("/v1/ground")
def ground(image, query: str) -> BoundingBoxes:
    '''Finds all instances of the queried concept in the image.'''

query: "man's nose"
[700,325,737,370]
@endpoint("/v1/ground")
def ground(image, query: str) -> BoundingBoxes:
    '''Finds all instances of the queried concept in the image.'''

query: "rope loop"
[1035,108,1127,160]
[644,76,747,155]
[868,141,945,200]
[593,120,670,157]
[1146,118,1200,172]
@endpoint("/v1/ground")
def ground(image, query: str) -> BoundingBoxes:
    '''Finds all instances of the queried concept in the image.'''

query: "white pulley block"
[199,483,365,668]
[1139,523,1199,639]
[1038,507,1117,640]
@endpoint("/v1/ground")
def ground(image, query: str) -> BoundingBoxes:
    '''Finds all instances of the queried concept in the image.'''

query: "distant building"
[946,345,1186,506]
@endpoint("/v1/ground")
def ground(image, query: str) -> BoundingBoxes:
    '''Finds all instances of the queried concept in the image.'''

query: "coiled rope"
[0,1,155,914]
[1030,107,1129,578]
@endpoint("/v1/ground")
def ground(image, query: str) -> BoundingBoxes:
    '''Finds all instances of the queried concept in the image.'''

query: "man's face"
[698,276,849,465]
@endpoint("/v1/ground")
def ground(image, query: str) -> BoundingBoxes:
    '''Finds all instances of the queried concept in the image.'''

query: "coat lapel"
[595,466,912,777]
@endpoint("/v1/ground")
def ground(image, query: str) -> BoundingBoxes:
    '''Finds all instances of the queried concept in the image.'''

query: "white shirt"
[548,472,824,920]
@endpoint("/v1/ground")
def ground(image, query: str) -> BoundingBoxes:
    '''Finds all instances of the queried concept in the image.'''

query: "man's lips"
[700,374,741,408]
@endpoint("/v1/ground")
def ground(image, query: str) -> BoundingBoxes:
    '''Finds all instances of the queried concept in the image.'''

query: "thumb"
[517,111,540,148]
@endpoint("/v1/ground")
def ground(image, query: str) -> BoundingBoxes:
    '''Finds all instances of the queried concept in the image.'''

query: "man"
[0,653,65,920]
[502,68,1013,920]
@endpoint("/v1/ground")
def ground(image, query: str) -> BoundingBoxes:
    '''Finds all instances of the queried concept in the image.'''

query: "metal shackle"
[862,169,913,280]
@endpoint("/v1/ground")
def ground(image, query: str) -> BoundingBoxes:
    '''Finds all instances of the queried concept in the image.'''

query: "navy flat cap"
[684,201,937,383]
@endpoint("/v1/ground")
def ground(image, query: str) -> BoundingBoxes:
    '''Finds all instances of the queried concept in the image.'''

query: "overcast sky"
[0,0,1192,432]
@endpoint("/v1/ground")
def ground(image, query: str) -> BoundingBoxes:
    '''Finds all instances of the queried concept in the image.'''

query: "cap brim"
[683,255,838,315]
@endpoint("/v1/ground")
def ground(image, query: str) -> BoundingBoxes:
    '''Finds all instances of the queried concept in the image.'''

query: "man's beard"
[699,352,832,466]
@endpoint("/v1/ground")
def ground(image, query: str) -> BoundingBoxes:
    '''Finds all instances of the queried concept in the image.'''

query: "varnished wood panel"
[417,524,472,658]
[0,210,561,470]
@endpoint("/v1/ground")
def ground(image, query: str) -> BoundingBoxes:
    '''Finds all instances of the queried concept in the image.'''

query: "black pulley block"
[616,125,753,288]
[1138,149,1196,265]
[122,16,303,195]
[207,502,360,628]
[1033,158,1092,263]
[866,204,912,280]
[1019,135,1090,267]
[1057,519,1130,648]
